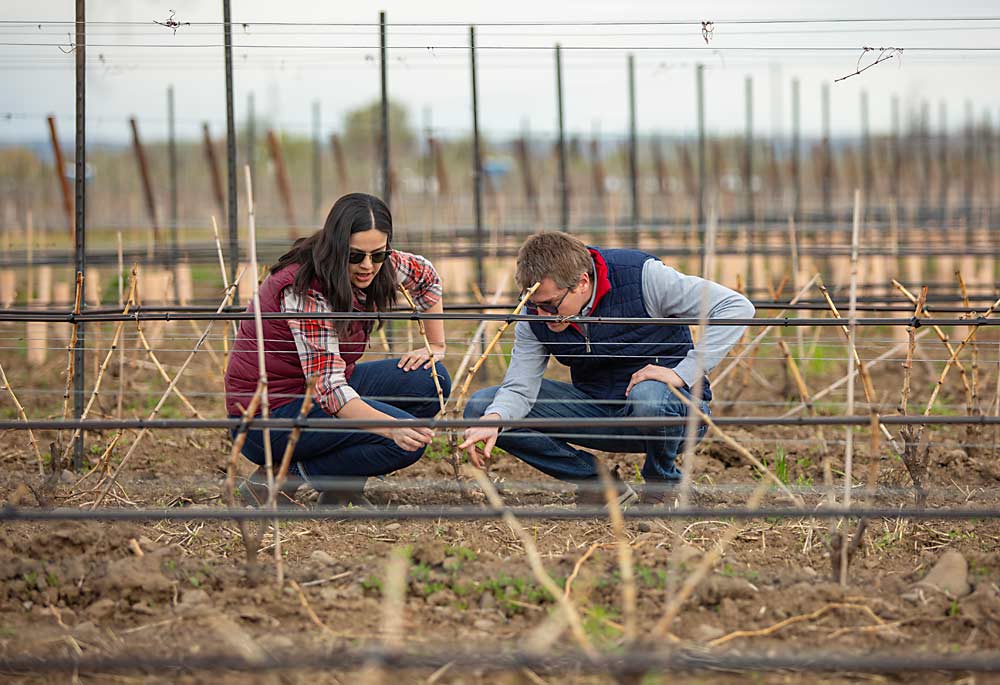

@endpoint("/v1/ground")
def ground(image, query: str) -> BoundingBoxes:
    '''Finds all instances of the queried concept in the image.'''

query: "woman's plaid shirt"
[280,250,441,416]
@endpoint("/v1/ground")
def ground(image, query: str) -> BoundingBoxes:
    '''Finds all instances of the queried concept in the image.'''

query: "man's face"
[527,275,589,332]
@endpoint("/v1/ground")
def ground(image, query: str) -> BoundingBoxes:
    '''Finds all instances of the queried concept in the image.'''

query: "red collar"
[565,248,611,335]
[587,247,612,311]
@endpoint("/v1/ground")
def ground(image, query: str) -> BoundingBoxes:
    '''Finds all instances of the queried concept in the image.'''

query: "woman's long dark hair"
[271,193,396,333]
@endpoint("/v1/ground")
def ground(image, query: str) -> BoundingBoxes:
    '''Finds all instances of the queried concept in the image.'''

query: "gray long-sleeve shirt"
[483,259,755,421]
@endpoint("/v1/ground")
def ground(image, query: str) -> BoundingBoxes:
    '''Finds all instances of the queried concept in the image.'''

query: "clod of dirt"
[671,545,701,567]
[85,598,117,619]
[935,448,967,467]
[412,541,447,567]
[96,556,174,599]
[959,583,1000,625]
[203,612,268,664]
[479,592,497,611]
[698,576,757,605]
[916,551,971,597]
[310,550,336,566]
[637,521,654,533]
[699,429,764,468]
[180,589,211,608]
[6,483,33,506]
[693,624,725,642]
[473,618,495,631]
[426,590,453,606]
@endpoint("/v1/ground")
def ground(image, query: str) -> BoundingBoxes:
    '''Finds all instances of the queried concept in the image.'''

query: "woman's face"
[348,228,391,289]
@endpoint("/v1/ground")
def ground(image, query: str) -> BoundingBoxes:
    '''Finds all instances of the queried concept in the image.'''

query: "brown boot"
[236,467,303,507]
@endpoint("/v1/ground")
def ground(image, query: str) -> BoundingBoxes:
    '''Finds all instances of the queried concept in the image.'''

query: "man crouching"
[460,232,754,506]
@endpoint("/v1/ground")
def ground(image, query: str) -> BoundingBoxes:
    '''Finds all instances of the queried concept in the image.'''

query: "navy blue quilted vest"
[529,248,711,402]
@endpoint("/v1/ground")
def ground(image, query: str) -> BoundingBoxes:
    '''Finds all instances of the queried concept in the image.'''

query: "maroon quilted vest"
[224,263,370,415]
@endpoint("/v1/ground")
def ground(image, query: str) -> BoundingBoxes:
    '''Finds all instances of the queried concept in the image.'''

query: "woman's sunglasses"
[348,248,393,265]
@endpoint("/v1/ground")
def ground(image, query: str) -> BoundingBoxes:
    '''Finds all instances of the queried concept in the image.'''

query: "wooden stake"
[0,361,44,474]
[597,462,636,645]
[91,273,244,508]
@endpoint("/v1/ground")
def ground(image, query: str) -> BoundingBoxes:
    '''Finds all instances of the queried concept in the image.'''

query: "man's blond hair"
[515,232,594,291]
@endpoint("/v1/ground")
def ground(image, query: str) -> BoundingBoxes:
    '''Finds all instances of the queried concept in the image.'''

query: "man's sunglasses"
[524,287,570,315]
[348,248,393,265]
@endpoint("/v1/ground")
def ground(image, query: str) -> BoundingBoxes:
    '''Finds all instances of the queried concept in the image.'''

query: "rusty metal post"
[555,43,568,230]
[46,116,74,235]
[266,129,297,236]
[202,123,226,221]
[330,133,350,191]
[128,117,162,252]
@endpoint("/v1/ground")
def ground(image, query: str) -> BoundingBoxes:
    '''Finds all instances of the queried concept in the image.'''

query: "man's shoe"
[574,469,639,509]
[638,480,688,507]
[236,467,303,507]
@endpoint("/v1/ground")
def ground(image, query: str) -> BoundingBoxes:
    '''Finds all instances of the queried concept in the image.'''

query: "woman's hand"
[385,425,434,452]
[398,344,446,372]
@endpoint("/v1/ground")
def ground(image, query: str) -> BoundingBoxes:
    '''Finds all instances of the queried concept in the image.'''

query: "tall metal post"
[696,63,705,230]
[72,0,86,468]
[822,82,832,220]
[791,78,801,221]
[891,95,900,208]
[921,101,931,218]
[627,53,639,243]
[743,76,753,222]
[379,11,391,207]
[223,0,238,297]
[555,44,568,230]
[247,93,256,201]
[964,100,974,227]
[470,26,484,294]
[312,100,322,222]
[861,90,872,203]
[938,100,948,223]
[167,85,179,263]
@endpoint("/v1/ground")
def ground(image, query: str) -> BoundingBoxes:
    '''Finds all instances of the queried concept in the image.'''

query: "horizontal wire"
[2,415,1000,432]
[3,505,999,523]
[4,42,999,51]
[6,16,1000,26]
[2,311,998,327]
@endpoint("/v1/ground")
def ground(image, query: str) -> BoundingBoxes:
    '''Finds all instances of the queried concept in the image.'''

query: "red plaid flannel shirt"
[281,250,442,416]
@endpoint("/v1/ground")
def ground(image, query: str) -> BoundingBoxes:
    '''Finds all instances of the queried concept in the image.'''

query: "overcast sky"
[3,0,1000,145]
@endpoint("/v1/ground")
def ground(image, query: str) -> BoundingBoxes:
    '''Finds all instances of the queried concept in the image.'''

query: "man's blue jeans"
[464,379,709,483]
[238,359,450,482]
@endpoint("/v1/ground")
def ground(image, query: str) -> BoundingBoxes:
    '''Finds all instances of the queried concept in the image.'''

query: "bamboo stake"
[453,275,507,382]
[777,338,826,448]
[470,469,597,659]
[134,325,204,419]
[242,164,280,583]
[956,270,980,417]
[397,285,446,416]
[116,232,124,420]
[781,329,932,419]
[712,273,819,387]
[597,463,636,645]
[211,216,237,341]
[815,274,901,456]
[452,283,539,413]
[677,209,717,509]
[665,383,803,506]
[91,273,244,508]
[787,214,806,360]
[891,280,973,403]
[360,547,410,685]
[840,188,862,587]
[57,270,139,468]
[0,361,44,474]
[922,291,1000,417]
[58,272,83,450]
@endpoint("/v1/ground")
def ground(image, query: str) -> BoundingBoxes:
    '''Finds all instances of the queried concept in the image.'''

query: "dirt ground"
[1,325,999,684]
